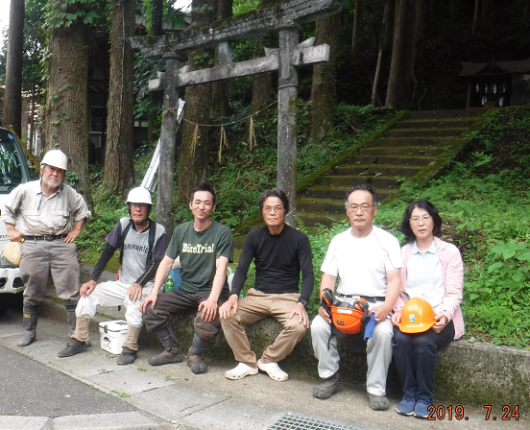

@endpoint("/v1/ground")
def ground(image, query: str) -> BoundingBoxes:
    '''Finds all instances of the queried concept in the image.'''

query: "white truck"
[0,127,32,313]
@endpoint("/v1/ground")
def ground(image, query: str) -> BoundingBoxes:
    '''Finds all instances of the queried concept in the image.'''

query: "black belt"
[23,234,67,242]
[339,294,385,304]
[360,295,386,303]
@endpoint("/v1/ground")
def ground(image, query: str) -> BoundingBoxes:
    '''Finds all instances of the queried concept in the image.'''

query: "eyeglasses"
[410,215,433,223]
[348,204,373,212]
[263,206,284,214]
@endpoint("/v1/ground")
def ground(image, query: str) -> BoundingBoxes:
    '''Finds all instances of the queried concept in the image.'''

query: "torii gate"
[131,0,344,231]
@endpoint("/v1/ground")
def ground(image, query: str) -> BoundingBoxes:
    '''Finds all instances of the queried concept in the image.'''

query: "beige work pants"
[20,240,80,306]
[221,288,307,365]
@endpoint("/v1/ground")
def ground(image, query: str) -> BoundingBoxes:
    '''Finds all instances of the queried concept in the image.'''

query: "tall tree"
[385,0,416,110]
[4,0,25,137]
[103,0,136,194]
[249,0,276,118]
[351,0,362,64]
[178,0,217,203]
[472,0,480,35]
[147,0,164,146]
[211,0,233,118]
[382,0,395,50]
[310,13,340,143]
[371,0,390,106]
[43,1,95,208]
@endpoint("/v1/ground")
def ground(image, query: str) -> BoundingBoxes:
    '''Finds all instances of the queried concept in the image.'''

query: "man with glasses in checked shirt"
[311,183,402,411]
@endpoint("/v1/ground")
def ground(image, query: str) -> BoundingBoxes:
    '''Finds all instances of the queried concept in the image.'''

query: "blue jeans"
[392,321,454,400]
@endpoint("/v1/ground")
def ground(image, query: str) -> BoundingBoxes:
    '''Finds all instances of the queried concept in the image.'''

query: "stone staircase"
[234,109,487,246]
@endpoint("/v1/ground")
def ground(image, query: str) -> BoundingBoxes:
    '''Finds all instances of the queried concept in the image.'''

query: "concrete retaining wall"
[43,267,530,414]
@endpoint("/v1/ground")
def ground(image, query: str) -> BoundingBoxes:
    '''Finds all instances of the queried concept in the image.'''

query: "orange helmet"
[398,297,436,334]
[321,289,369,335]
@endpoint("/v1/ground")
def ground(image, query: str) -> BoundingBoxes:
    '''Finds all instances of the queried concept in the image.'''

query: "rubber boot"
[187,332,209,374]
[17,307,38,347]
[117,325,142,365]
[148,324,183,366]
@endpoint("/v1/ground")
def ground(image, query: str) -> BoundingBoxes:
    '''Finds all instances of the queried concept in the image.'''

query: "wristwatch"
[298,298,309,309]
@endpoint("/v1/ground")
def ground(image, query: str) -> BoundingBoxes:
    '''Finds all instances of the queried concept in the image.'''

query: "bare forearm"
[152,256,174,293]
[319,273,337,294]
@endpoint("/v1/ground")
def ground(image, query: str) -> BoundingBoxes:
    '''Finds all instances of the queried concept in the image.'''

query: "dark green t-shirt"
[166,220,234,296]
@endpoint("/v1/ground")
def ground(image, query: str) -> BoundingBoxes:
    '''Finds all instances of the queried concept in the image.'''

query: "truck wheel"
[0,293,23,315]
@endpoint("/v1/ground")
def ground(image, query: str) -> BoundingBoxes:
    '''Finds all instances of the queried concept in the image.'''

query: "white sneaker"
[225,363,259,380]
[257,359,289,382]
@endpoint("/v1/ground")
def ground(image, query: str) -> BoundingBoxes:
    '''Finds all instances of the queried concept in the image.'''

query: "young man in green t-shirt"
[140,183,234,373]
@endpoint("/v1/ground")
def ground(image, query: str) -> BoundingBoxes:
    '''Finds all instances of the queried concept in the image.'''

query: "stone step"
[352,155,434,165]
[393,120,475,129]
[314,175,401,187]
[332,164,424,176]
[304,185,397,200]
[368,137,452,147]
[297,196,345,213]
[359,146,445,156]
[408,108,484,119]
[295,211,346,227]
[382,128,465,138]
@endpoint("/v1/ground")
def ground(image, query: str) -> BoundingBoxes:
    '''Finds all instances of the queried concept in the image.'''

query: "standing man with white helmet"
[57,187,166,365]
[0,149,91,347]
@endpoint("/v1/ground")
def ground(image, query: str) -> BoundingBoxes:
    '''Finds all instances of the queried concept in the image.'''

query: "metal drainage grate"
[268,414,362,430]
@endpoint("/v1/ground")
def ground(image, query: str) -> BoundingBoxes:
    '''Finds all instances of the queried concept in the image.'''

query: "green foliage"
[464,242,530,348]
[197,104,393,229]
[76,185,128,266]
[45,0,101,29]
[301,107,530,347]
[141,0,188,36]
[233,0,260,16]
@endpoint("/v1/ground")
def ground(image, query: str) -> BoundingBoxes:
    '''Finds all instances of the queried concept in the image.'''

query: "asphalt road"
[0,344,134,418]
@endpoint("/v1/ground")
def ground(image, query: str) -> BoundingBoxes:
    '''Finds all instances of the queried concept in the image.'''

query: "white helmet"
[127,187,153,205]
[41,149,68,171]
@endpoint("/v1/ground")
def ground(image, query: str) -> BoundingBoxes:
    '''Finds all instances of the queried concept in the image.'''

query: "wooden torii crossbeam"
[131,0,344,231]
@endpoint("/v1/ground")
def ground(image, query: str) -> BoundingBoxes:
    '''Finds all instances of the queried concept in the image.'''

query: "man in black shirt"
[219,188,314,382]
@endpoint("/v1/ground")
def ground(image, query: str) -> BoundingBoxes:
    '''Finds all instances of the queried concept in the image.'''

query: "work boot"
[148,324,184,367]
[117,347,137,365]
[148,347,184,366]
[117,325,142,365]
[17,310,38,347]
[57,337,87,357]
[187,332,210,374]
[313,371,343,400]
[187,355,207,374]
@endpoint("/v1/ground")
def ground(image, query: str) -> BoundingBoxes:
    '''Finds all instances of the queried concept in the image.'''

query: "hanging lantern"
[503,81,506,93]
[493,83,497,94]
[499,97,504,107]
[485,84,488,93]
[476,83,480,93]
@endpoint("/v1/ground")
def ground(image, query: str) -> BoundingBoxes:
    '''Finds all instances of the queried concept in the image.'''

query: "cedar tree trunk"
[178,0,216,203]
[103,0,136,194]
[249,0,276,118]
[4,0,25,136]
[310,14,340,143]
[211,0,233,118]
[385,0,416,110]
[43,11,92,208]
[351,0,362,63]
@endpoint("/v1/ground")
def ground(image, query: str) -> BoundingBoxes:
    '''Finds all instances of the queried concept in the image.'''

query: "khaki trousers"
[20,240,80,306]
[221,288,307,365]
